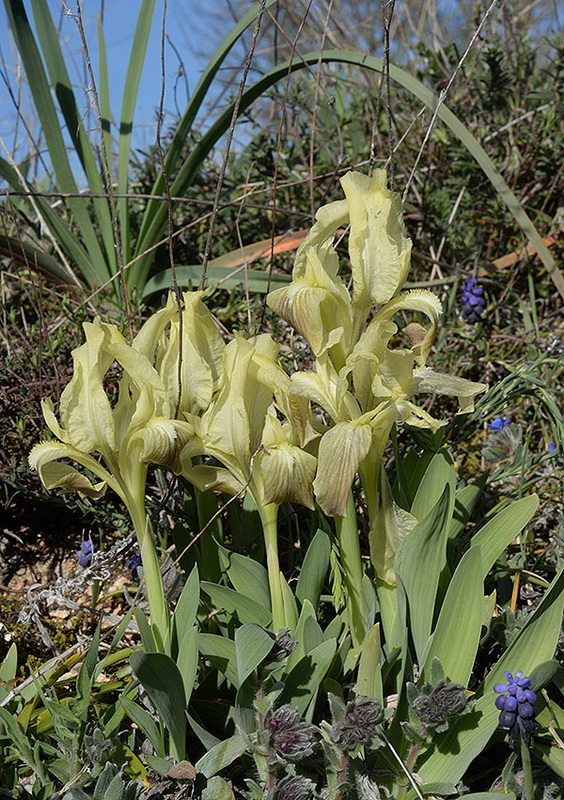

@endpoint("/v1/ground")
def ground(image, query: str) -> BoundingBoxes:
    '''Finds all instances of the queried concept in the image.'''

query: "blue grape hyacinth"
[460,278,486,323]
[494,670,536,747]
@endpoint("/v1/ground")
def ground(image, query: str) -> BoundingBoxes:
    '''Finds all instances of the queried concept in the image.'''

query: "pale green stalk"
[334,491,368,648]
[122,466,169,653]
[257,502,286,632]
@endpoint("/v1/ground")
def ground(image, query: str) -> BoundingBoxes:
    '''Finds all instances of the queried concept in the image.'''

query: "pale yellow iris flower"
[268,169,486,526]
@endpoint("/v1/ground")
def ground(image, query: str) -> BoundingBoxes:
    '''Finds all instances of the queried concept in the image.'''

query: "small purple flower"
[460,278,486,323]
[488,416,511,432]
[547,442,556,453]
[76,540,94,567]
[494,670,536,746]
[126,552,143,582]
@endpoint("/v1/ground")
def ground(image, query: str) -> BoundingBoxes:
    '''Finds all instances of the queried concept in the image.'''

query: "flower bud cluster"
[330,697,383,751]
[267,705,318,761]
[411,680,468,728]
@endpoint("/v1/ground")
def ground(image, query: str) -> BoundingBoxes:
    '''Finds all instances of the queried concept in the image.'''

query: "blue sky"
[0,1,213,178]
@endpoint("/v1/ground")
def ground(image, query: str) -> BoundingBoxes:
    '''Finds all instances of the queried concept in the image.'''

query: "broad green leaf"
[133,608,156,653]
[410,449,455,522]
[405,785,457,800]
[529,659,560,689]
[280,572,299,631]
[201,581,271,626]
[356,624,383,700]
[187,712,223,751]
[395,485,451,663]
[195,733,247,778]
[286,599,318,672]
[393,446,434,510]
[537,743,564,779]
[217,545,271,611]
[235,623,275,685]
[419,568,564,784]
[421,546,483,685]
[301,613,326,656]
[0,706,49,781]
[471,495,539,579]
[296,529,331,611]
[456,795,516,800]
[201,776,236,800]
[177,626,199,705]
[280,638,337,716]
[199,633,239,688]
[143,265,291,298]
[0,642,17,683]
[173,565,200,652]
[448,474,487,539]
[119,696,164,758]
[130,651,187,761]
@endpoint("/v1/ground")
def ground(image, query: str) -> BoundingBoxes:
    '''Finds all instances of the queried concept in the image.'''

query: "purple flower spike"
[494,668,536,746]
[460,278,486,324]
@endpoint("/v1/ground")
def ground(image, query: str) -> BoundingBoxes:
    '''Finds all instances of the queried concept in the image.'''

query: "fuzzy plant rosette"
[29,169,487,648]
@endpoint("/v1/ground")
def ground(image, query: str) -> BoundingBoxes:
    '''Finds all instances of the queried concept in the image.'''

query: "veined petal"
[267,243,352,357]
[313,419,373,516]
[29,441,115,498]
[58,319,116,454]
[41,397,69,444]
[127,417,193,469]
[410,367,487,413]
[200,334,276,478]
[254,442,317,509]
[290,355,342,421]
[340,170,412,306]
[180,462,245,496]
[292,199,349,278]
[373,289,443,365]
[133,292,178,361]
[396,400,445,430]
[156,291,225,415]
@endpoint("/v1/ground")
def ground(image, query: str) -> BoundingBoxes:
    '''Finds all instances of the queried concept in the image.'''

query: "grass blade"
[5,0,109,285]
[117,0,157,265]
[29,0,116,281]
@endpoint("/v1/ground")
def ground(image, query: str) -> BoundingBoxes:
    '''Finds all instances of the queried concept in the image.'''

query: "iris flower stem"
[128,497,169,653]
[257,502,286,632]
[520,738,534,800]
[335,490,368,648]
